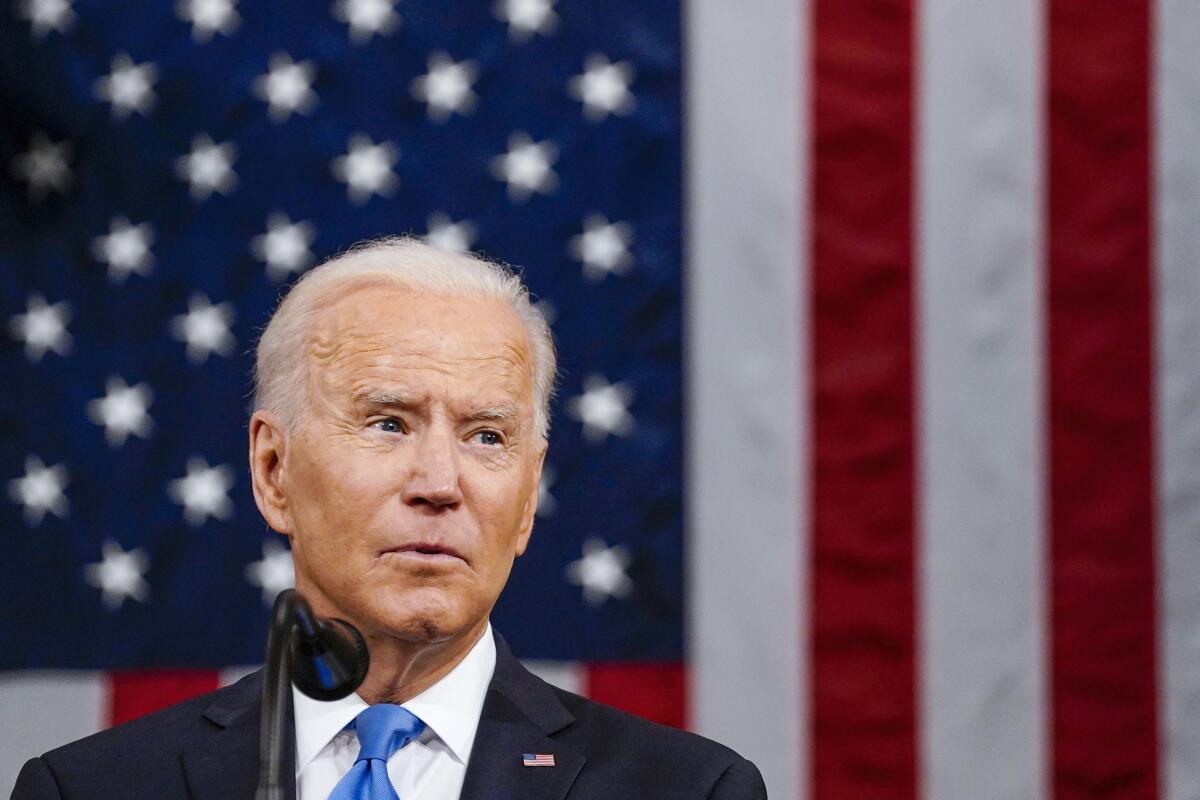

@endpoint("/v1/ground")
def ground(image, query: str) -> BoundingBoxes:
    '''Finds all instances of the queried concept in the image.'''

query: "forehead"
[306,283,534,403]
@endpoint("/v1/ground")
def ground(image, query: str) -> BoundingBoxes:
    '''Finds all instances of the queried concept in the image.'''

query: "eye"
[371,418,404,434]
[473,429,503,446]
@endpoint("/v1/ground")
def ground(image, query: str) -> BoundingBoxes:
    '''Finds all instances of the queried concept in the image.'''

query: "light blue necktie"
[328,704,426,800]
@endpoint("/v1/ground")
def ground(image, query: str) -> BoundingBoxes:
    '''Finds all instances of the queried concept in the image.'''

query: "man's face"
[269,284,544,646]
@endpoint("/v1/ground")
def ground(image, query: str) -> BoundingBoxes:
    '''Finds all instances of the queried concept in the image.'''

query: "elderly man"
[12,239,766,800]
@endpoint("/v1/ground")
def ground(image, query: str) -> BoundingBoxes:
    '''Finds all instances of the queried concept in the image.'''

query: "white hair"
[252,236,557,438]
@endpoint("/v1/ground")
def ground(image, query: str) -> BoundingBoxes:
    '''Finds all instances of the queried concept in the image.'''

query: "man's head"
[247,237,555,649]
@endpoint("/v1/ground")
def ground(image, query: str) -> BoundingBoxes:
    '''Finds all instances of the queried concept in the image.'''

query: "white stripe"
[684,1,807,798]
[916,0,1047,797]
[0,672,106,797]
[520,660,585,696]
[1155,1,1200,797]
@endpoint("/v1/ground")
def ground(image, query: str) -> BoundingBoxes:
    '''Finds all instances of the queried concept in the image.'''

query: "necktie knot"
[352,704,426,764]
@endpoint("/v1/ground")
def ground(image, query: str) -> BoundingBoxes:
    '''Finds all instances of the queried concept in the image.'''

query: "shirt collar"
[292,621,497,774]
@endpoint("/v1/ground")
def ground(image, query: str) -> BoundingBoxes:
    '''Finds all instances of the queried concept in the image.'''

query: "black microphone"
[256,589,370,800]
[289,598,370,701]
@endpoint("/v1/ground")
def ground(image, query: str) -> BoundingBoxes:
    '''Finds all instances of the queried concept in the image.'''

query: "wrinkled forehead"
[304,282,535,410]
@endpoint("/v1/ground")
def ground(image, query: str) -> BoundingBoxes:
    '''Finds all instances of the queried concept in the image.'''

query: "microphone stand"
[255,588,370,800]
[255,589,299,800]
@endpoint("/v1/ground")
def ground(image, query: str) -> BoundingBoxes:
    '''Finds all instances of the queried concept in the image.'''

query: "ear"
[248,410,294,535]
[513,438,548,558]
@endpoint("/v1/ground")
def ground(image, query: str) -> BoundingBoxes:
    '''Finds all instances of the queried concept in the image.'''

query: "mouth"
[380,542,467,564]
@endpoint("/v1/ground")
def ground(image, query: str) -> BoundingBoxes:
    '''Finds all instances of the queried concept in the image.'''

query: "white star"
[252,212,317,281]
[176,0,239,41]
[567,374,635,443]
[168,456,235,527]
[568,213,634,280]
[94,54,158,118]
[410,53,478,121]
[566,538,633,606]
[490,132,558,202]
[84,540,150,610]
[175,134,238,200]
[536,463,557,517]
[568,54,636,121]
[15,0,75,37]
[92,216,155,282]
[332,134,399,204]
[87,375,154,447]
[245,539,295,605]
[253,53,318,122]
[333,0,400,43]
[12,132,72,202]
[493,0,557,41]
[9,294,72,361]
[7,455,69,526]
[169,293,235,363]
[424,212,477,253]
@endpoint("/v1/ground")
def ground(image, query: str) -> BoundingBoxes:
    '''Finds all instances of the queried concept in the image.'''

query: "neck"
[354,618,489,705]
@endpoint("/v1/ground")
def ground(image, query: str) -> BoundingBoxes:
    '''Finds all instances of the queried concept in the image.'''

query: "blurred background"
[2,0,1198,798]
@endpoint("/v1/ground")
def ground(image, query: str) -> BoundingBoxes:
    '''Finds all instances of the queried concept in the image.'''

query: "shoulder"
[26,673,257,796]
[545,685,767,798]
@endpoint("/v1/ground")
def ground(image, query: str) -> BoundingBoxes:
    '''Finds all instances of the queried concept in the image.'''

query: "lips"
[382,542,466,562]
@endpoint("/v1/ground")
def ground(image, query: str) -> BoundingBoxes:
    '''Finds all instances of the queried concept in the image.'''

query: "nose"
[400,424,463,511]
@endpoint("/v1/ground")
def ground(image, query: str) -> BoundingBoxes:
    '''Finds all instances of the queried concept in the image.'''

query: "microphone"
[256,589,370,800]
[289,597,370,701]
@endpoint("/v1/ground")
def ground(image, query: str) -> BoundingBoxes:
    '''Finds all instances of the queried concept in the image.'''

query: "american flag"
[522,753,556,768]
[4,0,1200,799]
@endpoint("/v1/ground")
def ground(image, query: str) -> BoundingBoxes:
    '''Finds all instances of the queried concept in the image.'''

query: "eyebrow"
[354,392,519,423]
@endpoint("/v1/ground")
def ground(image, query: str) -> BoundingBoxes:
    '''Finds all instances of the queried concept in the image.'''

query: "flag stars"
[94,54,158,118]
[425,213,477,253]
[9,294,72,361]
[92,217,155,282]
[333,134,399,204]
[168,456,235,526]
[85,540,150,610]
[567,374,635,443]
[175,134,238,200]
[493,0,557,41]
[566,538,633,606]
[333,0,400,43]
[491,133,558,202]
[246,540,295,605]
[88,376,154,447]
[254,53,318,122]
[569,213,633,280]
[536,464,557,517]
[569,54,636,120]
[16,0,75,37]
[411,53,478,121]
[176,0,239,42]
[253,213,317,281]
[8,456,69,526]
[170,294,236,363]
[12,132,72,202]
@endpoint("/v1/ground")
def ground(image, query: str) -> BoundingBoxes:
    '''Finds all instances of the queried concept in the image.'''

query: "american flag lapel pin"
[522,753,555,767]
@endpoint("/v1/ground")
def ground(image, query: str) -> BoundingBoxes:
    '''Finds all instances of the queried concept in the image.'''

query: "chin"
[369,587,476,644]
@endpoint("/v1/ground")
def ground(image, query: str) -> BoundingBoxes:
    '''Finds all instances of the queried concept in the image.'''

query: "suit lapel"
[458,635,585,800]
[180,670,297,800]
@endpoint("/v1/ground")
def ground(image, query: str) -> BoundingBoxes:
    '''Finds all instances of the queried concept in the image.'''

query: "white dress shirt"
[293,622,496,800]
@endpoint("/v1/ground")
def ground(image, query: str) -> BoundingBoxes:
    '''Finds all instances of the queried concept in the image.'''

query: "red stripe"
[106,669,221,727]
[1046,0,1159,797]
[585,662,686,730]
[810,0,917,797]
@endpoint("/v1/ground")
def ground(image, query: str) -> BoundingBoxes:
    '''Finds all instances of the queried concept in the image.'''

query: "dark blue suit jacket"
[11,633,767,799]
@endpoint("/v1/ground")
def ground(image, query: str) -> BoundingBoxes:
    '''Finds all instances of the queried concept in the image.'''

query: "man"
[12,238,766,799]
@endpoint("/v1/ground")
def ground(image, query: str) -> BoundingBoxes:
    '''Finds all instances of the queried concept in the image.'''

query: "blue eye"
[373,419,403,433]
[475,430,502,446]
